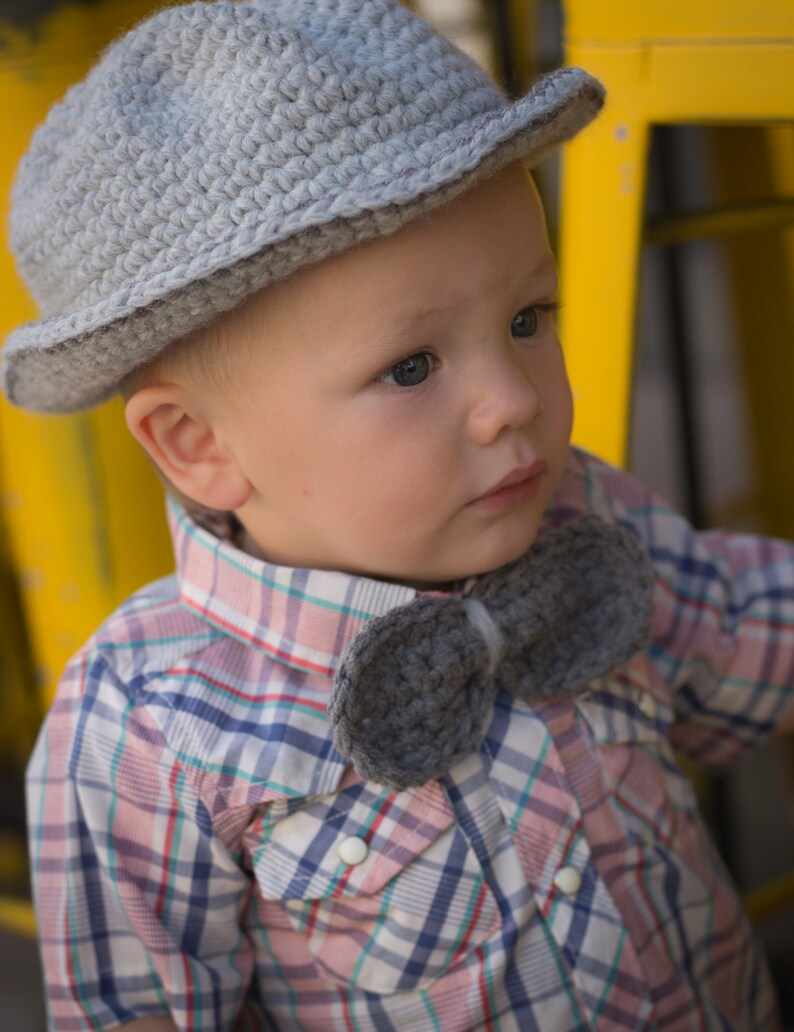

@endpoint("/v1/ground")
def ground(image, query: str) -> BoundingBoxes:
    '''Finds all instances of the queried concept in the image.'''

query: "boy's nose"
[466,356,542,446]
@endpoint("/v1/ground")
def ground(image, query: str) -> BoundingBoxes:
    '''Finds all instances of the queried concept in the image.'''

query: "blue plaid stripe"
[27,448,790,1029]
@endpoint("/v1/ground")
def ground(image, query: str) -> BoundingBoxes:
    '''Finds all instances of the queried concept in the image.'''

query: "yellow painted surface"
[0,896,36,938]
[560,8,794,467]
[565,0,792,44]
[0,525,38,767]
[559,47,650,466]
[0,1,172,708]
[711,125,794,539]
[506,0,539,91]
[560,3,794,924]
[743,868,794,925]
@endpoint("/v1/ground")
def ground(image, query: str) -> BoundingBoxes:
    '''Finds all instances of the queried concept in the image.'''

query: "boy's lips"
[468,461,547,511]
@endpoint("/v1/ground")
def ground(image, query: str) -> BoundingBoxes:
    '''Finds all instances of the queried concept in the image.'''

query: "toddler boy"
[5,1,794,1030]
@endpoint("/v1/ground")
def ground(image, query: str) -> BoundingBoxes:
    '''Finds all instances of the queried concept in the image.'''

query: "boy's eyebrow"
[382,255,560,329]
[527,252,559,286]
[343,260,560,362]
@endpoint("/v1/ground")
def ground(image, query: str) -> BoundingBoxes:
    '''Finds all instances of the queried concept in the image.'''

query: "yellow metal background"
[560,1,794,471]
[557,0,794,923]
[0,1,173,725]
[1,0,793,944]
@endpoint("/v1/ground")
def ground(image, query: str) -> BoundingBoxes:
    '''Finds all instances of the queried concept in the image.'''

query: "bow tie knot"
[329,516,655,791]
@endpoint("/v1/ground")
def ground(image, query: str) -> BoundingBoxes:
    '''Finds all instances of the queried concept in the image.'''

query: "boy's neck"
[234,521,469,594]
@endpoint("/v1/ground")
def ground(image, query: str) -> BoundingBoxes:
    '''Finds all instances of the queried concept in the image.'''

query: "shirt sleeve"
[583,452,794,767]
[26,650,256,1031]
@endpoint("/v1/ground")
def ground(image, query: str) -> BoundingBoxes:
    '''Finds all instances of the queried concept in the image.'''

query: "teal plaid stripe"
[27,448,789,1030]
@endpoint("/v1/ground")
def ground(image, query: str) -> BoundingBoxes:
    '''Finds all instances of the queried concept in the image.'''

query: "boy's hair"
[120,313,244,404]
[2,0,603,415]
[121,312,250,517]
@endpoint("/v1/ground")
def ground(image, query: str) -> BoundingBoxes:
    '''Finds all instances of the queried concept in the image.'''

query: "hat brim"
[3,68,604,412]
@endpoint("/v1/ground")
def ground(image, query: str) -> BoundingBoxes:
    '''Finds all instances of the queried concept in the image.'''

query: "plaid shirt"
[27,448,794,1031]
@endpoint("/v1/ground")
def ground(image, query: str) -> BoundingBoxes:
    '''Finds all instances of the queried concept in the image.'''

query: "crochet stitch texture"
[3,0,604,412]
[330,517,655,789]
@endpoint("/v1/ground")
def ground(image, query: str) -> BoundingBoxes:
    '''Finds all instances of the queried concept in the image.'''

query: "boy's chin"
[382,541,540,590]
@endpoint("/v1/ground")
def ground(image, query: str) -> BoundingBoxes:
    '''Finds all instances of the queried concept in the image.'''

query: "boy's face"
[217,163,573,583]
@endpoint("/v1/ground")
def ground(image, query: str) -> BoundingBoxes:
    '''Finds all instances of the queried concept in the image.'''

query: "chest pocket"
[250,780,501,995]
[573,677,744,986]
[575,675,699,843]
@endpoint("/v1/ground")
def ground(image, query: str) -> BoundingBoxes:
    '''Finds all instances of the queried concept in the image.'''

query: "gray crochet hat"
[3,0,604,413]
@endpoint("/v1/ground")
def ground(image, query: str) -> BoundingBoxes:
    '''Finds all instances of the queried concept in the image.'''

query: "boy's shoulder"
[48,562,347,808]
[79,572,226,689]
[553,445,657,525]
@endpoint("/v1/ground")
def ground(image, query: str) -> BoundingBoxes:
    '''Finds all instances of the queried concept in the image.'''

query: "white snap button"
[638,692,658,720]
[337,835,369,866]
[553,865,582,896]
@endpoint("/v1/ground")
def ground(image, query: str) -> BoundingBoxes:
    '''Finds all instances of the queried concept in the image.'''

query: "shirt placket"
[480,694,657,1031]
[441,751,589,1032]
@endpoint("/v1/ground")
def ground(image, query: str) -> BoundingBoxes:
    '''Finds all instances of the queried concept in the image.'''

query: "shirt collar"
[169,500,422,678]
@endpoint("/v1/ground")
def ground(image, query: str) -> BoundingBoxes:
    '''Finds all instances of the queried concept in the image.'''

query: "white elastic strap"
[462,598,506,676]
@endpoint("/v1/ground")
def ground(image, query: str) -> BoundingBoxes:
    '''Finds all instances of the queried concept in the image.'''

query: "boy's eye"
[381,353,432,387]
[511,306,540,338]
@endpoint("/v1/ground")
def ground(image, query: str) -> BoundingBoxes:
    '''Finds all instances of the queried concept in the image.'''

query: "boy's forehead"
[234,165,555,334]
[321,165,553,288]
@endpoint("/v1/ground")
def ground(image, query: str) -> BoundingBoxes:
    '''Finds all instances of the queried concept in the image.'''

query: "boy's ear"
[124,385,252,511]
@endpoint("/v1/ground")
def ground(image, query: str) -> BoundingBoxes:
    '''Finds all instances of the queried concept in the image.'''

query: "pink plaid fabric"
[27,448,793,1030]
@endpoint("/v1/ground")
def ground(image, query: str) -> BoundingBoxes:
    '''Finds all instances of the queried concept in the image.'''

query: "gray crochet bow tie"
[329,516,654,790]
